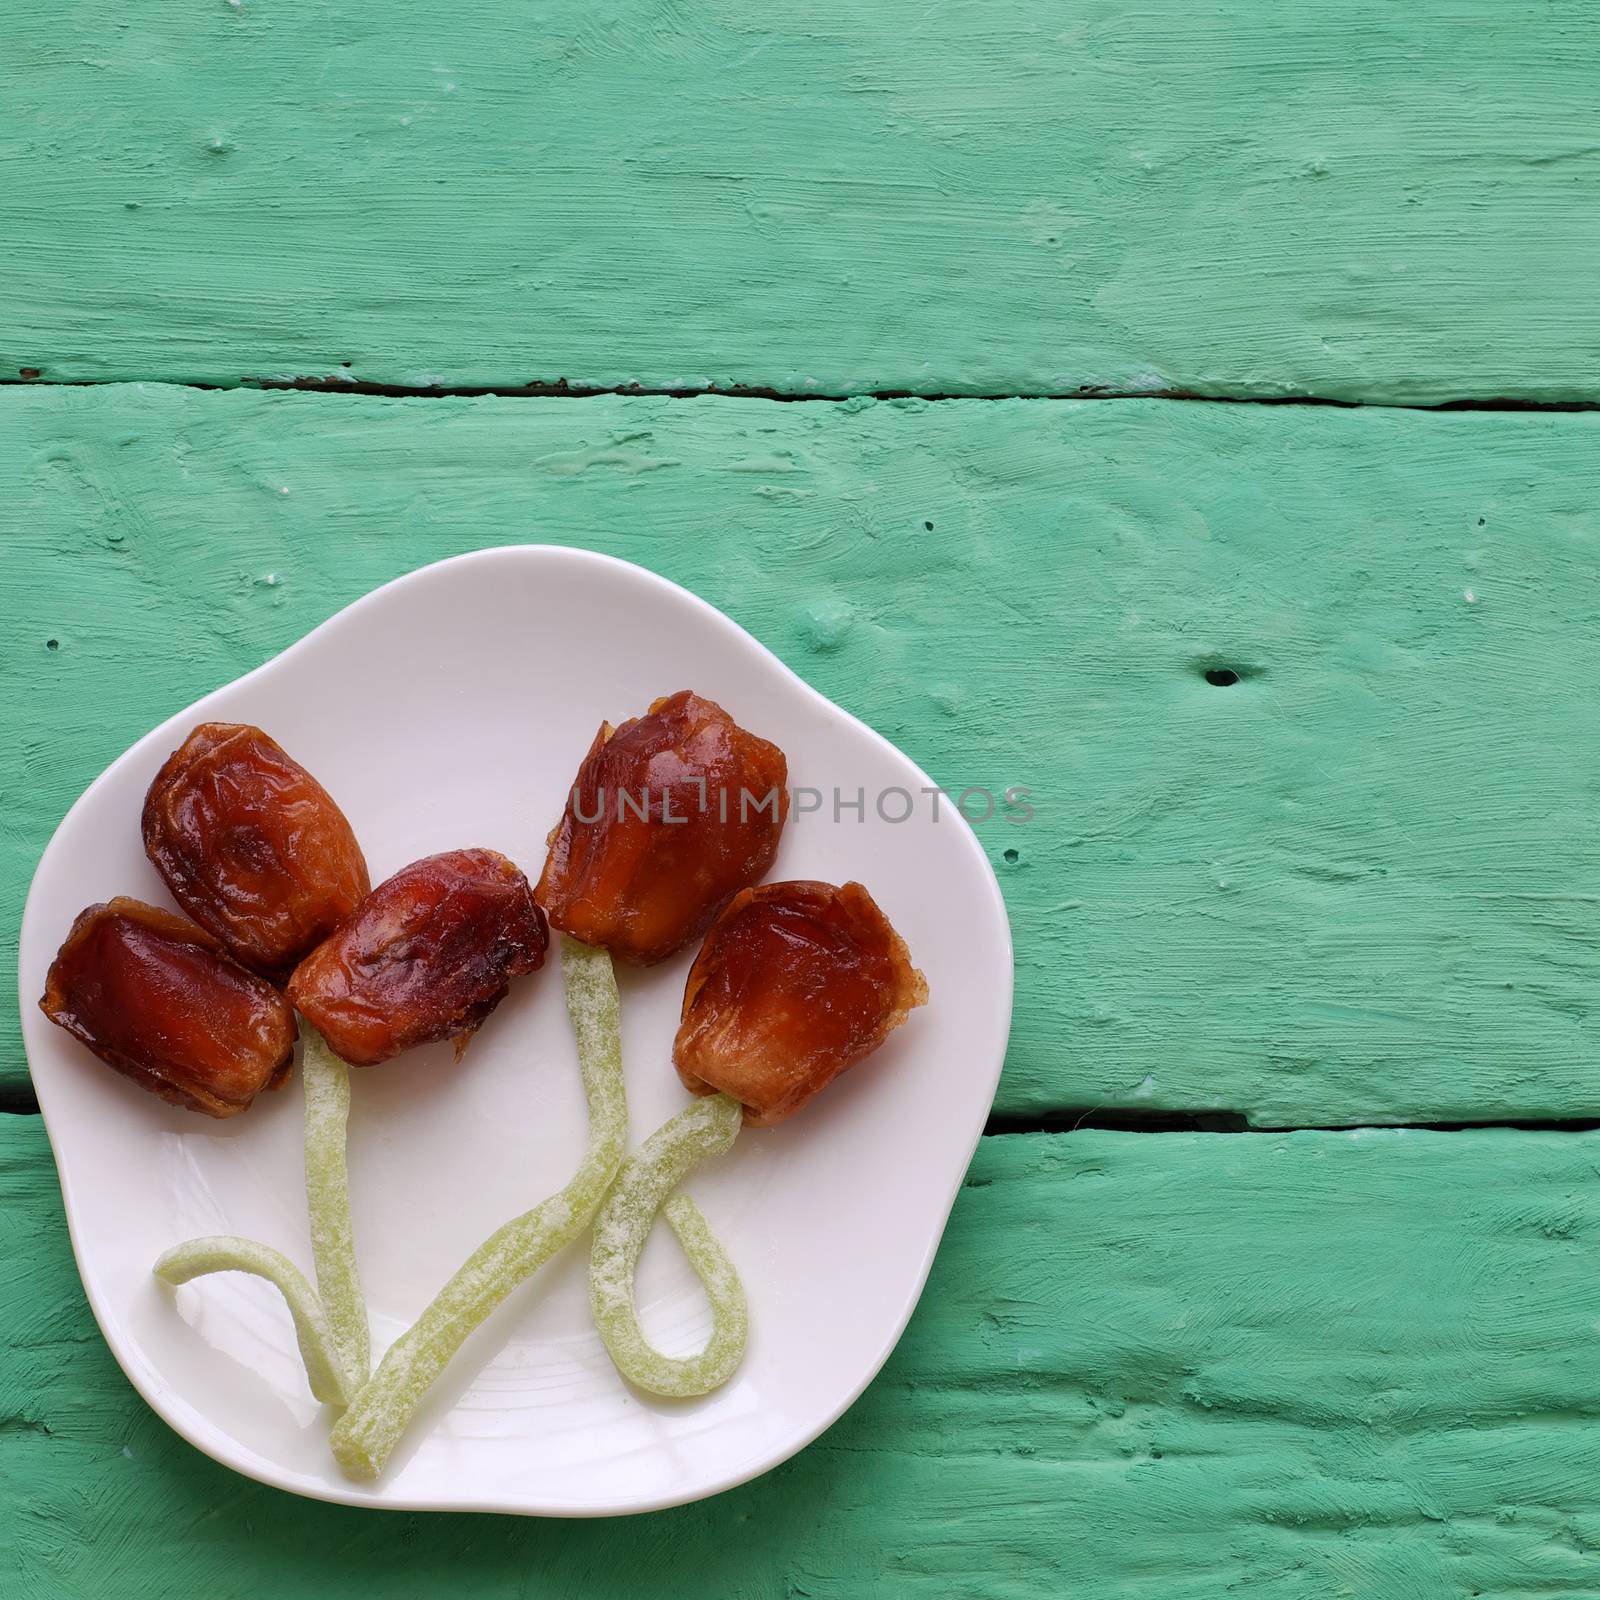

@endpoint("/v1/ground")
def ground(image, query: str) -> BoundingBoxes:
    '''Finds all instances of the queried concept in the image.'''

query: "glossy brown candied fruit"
[674,880,927,1126]
[40,898,297,1118]
[288,849,548,1067]
[537,690,789,966]
[142,722,370,980]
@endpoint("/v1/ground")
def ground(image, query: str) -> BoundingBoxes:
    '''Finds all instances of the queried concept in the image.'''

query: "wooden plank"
[7,1113,1600,1595]
[5,386,1600,1123]
[4,1,1599,401]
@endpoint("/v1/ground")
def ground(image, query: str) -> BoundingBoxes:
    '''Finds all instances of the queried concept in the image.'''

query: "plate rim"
[18,543,1016,1516]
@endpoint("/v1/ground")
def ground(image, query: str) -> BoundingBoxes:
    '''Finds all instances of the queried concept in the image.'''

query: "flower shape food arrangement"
[40,695,926,1480]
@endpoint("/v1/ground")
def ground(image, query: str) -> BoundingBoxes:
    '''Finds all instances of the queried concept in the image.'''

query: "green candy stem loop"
[301,1026,370,1391]
[153,1236,352,1407]
[589,1092,747,1398]
[329,937,628,1482]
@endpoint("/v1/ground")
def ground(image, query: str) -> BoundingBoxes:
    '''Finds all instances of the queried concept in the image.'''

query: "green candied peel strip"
[590,1092,747,1398]
[153,1236,351,1407]
[301,1026,370,1391]
[328,936,628,1482]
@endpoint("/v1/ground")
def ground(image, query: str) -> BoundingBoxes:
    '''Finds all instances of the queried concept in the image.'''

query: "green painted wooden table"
[5,5,1600,1596]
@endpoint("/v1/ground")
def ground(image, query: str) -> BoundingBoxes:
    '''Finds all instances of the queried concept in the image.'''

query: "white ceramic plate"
[18,547,1013,1516]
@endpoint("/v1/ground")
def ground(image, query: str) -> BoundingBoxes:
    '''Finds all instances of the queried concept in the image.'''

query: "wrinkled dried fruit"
[674,880,927,1126]
[288,849,548,1067]
[537,690,788,965]
[40,897,297,1117]
[142,722,370,979]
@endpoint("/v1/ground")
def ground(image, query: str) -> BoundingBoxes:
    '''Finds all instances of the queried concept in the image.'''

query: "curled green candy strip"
[301,1026,370,1391]
[590,1092,747,1398]
[329,937,628,1481]
[154,1236,351,1407]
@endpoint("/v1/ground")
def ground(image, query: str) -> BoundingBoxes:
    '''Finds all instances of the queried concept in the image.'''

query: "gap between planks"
[5,1081,1600,1142]
[2,374,1599,413]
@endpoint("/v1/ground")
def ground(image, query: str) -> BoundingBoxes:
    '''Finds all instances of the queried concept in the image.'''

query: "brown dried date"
[287,849,548,1067]
[537,690,788,965]
[674,879,927,1126]
[40,897,297,1118]
[142,722,370,980]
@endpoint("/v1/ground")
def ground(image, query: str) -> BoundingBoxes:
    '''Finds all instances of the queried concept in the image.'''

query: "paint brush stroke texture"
[3,0,1598,399]
[3,386,1598,1123]
[6,1116,1600,1595]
